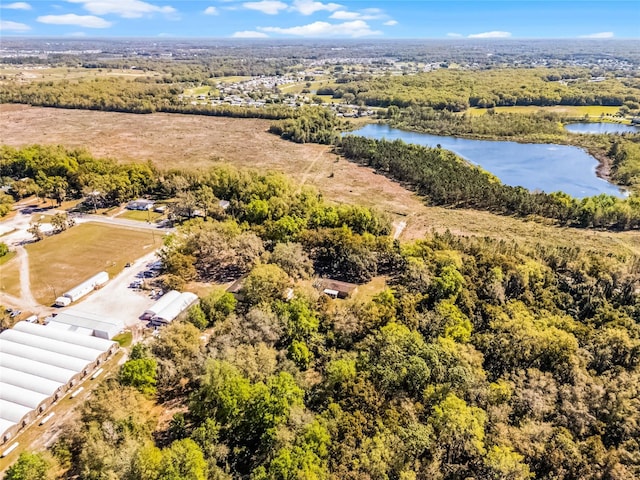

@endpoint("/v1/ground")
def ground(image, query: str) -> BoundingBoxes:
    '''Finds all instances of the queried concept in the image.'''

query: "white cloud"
[2,2,32,10]
[68,31,87,36]
[243,0,287,15]
[260,20,381,37]
[468,30,511,38]
[0,20,31,31]
[203,6,219,15]
[37,13,112,28]
[330,7,386,21]
[330,11,359,20]
[447,32,463,37]
[67,0,176,19]
[383,20,397,26]
[291,0,341,15]
[232,30,269,38]
[579,31,614,38]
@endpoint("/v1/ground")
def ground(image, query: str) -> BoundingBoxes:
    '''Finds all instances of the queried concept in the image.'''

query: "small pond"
[565,123,640,134]
[348,124,625,199]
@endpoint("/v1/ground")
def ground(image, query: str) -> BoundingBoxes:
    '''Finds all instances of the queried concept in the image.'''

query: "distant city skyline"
[0,1,638,39]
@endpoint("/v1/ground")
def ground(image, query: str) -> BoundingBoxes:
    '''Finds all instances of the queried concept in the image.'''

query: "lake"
[348,124,625,199]
[565,123,640,134]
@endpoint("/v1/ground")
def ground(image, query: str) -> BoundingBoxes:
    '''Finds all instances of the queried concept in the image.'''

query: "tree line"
[0,77,298,119]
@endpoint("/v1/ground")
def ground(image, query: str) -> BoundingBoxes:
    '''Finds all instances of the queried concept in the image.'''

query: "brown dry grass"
[0,223,157,305]
[2,105,640,258]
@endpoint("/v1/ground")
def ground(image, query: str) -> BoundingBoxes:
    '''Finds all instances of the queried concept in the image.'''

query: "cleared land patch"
[7,223,156,305]
[1,105,640,258]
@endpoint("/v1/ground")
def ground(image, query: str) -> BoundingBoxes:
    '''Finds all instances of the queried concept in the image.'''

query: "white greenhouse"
[0,322,117,445]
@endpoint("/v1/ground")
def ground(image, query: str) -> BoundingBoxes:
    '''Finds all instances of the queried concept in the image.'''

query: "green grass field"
[183,85,213,96]
[11,223,158,304]
[116,209,164,222]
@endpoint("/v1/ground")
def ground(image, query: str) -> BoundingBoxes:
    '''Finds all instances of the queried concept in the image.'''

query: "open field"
[116,209,164,222]
[1,105,640,258]
[213,75,253,84]
[0,223,157,305]
[0,66,160,83]
[468,105,623,117]
[183,85,213,96]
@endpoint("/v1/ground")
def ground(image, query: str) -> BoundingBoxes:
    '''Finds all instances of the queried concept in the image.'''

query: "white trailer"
[59,271,109,304]
[55,296,71,307]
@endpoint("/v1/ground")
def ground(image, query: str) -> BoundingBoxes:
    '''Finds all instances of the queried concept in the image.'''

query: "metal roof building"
[47,309,124,340]
[0,322,117,445]
[151,292,198,325]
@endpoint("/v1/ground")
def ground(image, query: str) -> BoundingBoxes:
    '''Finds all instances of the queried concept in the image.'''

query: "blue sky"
[0,1,638,39]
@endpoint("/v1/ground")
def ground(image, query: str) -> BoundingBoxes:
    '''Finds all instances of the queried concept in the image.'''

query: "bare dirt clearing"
[2,105,640,257]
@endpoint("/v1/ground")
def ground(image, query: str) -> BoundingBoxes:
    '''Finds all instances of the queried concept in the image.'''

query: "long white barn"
[0,321,117,445]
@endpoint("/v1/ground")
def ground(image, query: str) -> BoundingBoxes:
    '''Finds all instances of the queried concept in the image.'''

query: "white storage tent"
[152,292,198,324]
[0,340,91,372]
[0,322,117,444]
[0,368,63,396]
[141,290,181,320]
[0,330,105,361]
[0,400,32,423]
[14,321,117,352]
[0,352,77,384]
[0,419,16,441]
[0,383,49,410]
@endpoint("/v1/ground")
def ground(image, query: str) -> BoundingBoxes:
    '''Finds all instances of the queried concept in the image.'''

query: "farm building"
[0,321,117,445]
[150,292,198,325]
[141,290,181,320]
[126,199,155,211]
[47,309,124,339]
[319,279,359,299]
[55,271,109,307]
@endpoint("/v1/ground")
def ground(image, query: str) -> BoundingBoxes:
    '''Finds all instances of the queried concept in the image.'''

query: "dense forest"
[326,68,640,112]
[6,160,640,480]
